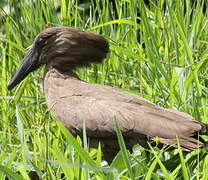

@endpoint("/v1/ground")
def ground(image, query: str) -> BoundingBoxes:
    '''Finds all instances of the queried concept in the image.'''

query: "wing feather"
[51,84,202,140]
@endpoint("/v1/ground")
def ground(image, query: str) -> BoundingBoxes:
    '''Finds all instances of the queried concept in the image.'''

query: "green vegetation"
[0,0,208,179]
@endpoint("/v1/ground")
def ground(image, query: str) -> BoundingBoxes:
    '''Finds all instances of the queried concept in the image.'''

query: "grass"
[0,0,208,179]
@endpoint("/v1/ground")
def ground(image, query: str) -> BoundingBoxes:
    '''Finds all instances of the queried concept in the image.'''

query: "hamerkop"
[8,27,208,161]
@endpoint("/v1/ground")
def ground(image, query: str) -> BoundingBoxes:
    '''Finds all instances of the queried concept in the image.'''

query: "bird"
[8,27,208,162]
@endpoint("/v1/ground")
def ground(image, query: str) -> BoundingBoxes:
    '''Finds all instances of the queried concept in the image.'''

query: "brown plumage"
[8,27,208,161]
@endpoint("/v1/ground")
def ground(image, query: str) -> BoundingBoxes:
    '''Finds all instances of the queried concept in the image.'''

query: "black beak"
[7,47,40,90]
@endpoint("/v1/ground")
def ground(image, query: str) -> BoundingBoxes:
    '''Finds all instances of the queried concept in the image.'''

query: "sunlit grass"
[0,0,208,179]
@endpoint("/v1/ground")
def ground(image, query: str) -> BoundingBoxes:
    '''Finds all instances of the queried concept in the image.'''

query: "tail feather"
[152,136,205,151]
[199,123,208,135]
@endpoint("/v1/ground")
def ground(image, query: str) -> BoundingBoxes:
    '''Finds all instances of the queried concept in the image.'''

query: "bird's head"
[7,27,109,90]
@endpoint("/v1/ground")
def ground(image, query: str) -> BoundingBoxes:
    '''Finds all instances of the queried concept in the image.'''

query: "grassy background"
[0,0,208,179]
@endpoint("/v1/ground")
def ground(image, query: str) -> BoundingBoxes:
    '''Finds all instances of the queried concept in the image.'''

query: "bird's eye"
[38,37,45,44]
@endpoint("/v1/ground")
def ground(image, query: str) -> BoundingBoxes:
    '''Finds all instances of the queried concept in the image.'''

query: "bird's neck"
[44,66,79,80]
[43,66,83,104]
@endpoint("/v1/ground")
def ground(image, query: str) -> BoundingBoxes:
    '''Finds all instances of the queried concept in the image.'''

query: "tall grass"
[0,0,208,179]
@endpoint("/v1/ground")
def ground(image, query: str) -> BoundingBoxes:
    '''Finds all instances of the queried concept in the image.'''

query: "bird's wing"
[52,83,202,140]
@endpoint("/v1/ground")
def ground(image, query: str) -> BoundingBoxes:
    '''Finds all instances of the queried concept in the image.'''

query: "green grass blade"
[0,165,24,180]
[149,145,171,180]
[177,138,190,180]
[115,120,135,180]
[57,121,106,179]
